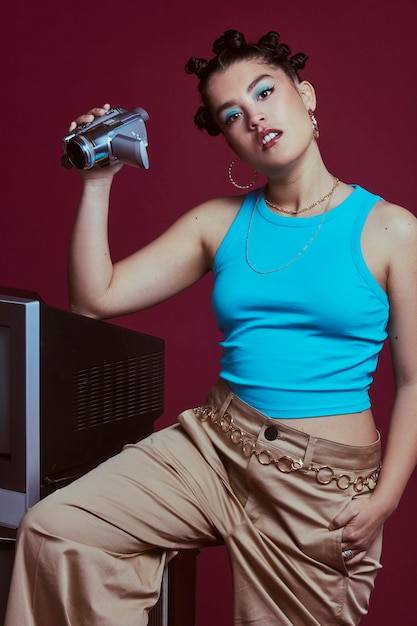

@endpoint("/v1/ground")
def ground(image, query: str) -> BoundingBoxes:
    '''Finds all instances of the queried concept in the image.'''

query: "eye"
[223,109,242,126]
[255,85,275,100]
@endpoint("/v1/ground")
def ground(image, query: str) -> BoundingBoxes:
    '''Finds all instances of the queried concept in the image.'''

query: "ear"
[298,80,317,111]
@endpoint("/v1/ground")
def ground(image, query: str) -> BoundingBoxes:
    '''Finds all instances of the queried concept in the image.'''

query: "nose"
[248,109,266,130]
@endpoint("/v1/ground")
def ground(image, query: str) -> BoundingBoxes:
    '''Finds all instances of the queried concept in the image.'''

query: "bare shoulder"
[370,199,417,254]
[185,193,246,264]
[361,198,417,293]
[188,193,244,221]
[375,199,417,229]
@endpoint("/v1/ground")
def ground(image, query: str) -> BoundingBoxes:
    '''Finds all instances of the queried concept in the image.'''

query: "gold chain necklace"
[245,179,339,274]
[264,177,340,215]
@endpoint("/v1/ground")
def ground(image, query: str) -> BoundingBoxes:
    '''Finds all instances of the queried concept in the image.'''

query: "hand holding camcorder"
[61,106,150,171]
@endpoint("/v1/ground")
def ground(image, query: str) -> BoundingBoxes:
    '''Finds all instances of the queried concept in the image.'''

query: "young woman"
[5,29,417,626]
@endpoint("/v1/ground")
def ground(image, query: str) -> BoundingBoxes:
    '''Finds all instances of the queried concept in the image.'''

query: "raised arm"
[67,105,226,319]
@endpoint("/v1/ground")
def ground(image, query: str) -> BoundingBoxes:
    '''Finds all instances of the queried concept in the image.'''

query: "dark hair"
[185,29,308,136]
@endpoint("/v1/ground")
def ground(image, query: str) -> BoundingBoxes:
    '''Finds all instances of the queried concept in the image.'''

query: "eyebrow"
[215,73,274,118]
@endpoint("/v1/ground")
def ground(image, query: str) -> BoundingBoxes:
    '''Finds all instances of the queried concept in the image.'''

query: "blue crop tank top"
[212,185,390,418]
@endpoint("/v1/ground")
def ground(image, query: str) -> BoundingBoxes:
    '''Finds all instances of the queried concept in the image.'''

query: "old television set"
[0,288,199,626]
[0,287,165,529]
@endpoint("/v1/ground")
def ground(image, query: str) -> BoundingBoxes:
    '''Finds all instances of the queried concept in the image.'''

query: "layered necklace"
[245,177,340,274]
[264,176,340,215]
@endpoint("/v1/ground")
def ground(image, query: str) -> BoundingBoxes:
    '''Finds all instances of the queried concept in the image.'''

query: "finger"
[329,513,349,531]
[68,113,93,133]
[68,104,111,132]
[88,104,111,116]
[329,503,360,531]
[342,549,366,565]
[342,548,355,561]
[349,550,366,564]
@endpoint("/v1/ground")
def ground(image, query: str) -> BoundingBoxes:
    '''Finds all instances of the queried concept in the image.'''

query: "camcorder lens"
[66,139,91,170]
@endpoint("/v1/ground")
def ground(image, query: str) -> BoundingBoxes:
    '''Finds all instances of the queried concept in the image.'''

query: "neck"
[265,164,336,216]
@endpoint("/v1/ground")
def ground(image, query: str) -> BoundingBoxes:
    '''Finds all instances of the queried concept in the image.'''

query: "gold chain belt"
[194,405,380,493]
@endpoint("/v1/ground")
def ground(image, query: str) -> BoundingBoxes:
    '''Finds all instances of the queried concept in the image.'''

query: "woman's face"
[206,59,317,177]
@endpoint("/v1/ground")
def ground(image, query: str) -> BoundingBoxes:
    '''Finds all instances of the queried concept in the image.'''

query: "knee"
[17,494,69,542]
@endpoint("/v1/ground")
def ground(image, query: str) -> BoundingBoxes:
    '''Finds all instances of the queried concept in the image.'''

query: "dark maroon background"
[1,1,416,623]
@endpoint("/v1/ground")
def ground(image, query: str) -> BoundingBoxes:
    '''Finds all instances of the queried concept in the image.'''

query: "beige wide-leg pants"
[5,380,382,626]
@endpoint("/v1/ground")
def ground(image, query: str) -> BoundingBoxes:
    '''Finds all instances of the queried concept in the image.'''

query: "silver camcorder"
[61,107,150,170]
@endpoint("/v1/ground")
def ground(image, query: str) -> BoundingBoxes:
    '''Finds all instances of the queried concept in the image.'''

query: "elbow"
[69,298,106,320]
[68,282,110,319]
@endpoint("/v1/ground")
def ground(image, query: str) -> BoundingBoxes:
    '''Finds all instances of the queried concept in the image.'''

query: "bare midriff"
[275,409,378,446]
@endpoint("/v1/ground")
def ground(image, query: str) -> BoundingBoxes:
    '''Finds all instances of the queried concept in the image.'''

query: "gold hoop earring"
[308,109,320,140]
[228,158,258,189]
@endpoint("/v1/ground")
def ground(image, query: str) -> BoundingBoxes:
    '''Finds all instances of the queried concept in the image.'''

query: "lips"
[260,129,282,150]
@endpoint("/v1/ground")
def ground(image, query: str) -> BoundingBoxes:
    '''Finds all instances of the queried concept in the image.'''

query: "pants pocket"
[301,523,350,577]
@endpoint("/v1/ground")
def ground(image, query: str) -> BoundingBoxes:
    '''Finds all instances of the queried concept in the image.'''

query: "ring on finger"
[342,549,354,561]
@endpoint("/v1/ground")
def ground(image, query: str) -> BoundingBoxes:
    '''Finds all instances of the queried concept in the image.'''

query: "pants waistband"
[195,380,381,492]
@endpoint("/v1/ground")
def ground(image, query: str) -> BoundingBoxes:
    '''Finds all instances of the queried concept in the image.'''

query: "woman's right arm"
[68,174,216,320]
[67,106,215,320]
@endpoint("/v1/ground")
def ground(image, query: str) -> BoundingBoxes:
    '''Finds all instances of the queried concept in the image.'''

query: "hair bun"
[212,29,247,55]
[185,56,209,78]
[289,51,308,72]
[257,31,281,49]
[258,31,291,60]
[194,105,221,136]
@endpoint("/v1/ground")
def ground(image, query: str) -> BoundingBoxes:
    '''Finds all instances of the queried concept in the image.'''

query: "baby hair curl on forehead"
[185,29,308,136]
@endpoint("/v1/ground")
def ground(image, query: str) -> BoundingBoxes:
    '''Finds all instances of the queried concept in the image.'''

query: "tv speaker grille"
[72,353,164,431]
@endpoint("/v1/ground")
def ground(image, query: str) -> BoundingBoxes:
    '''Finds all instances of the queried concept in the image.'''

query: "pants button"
[264,425,278,441]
